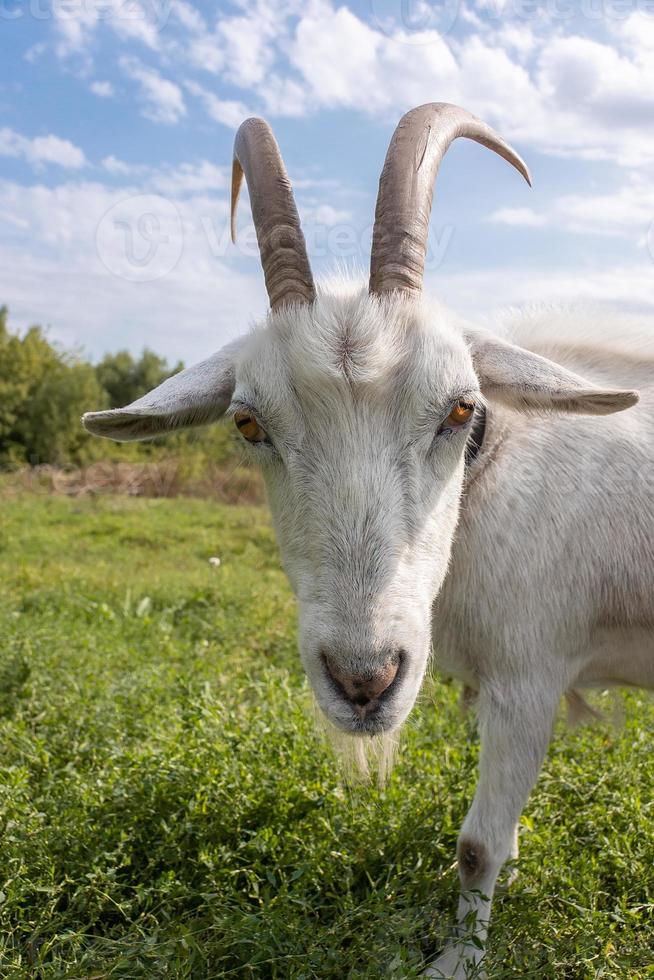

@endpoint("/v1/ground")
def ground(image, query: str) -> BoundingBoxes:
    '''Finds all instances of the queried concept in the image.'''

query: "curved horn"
[369,103,531,296]
[231,117,315,311]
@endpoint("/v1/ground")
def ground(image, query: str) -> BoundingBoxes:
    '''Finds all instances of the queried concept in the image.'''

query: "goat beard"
[312,701,400,787]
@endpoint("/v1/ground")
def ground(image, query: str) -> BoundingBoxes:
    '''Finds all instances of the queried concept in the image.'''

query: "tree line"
[0,306,233,468]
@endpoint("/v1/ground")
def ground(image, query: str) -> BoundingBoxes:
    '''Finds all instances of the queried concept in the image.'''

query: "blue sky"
[1,0,654,365]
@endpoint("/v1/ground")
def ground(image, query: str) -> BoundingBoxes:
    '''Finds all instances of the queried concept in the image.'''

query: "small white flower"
[208,556,221,567]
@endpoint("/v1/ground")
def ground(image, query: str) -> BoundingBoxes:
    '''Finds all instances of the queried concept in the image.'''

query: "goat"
[82,104,653,978]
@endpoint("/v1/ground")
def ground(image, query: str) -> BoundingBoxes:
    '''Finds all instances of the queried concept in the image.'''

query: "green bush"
[0,306,241,472]
[0,307,105,466]
[96,347,183,411]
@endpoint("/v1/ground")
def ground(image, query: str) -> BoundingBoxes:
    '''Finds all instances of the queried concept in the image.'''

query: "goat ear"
[82,336,245,442]
[465,328,639,415]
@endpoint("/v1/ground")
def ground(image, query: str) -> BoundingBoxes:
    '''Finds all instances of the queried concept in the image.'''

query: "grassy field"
[0,494,652,978]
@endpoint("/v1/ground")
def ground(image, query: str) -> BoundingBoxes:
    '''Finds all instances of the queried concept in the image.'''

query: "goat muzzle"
[322,652,401,718]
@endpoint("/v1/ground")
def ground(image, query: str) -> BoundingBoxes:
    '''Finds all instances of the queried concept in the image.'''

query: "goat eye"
[234,410,269,443]
[442,399,475,430]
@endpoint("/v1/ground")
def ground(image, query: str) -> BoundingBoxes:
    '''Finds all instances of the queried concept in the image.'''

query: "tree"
[95,348,183,409]
[0,307,238,470]
[17,360,108,465]
[0,310,108,466]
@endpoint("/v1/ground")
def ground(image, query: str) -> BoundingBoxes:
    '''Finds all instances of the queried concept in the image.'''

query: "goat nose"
[323,654,400,708]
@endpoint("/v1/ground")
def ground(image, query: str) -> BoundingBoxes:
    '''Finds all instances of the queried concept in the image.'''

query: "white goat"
[82,104,653,978]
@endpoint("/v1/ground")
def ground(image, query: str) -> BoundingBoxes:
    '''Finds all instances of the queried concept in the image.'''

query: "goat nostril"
[322,651,402,708]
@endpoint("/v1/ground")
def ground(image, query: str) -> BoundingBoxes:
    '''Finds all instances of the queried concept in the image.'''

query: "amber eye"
[234,410,269,444]
[442,399,475,430]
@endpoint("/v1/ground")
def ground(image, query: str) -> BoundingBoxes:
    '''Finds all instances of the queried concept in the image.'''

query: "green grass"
[0,495,652,978]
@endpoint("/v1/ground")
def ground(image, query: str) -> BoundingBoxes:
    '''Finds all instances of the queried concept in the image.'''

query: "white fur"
[82,281,652,977]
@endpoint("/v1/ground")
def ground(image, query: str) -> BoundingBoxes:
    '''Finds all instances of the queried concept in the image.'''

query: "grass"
[0,494,652,979]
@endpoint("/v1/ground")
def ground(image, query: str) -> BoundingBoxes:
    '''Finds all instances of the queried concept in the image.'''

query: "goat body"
[83,291,652,976]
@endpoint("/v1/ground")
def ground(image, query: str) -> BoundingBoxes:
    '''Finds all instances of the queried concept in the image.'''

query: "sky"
[1,0,654,366]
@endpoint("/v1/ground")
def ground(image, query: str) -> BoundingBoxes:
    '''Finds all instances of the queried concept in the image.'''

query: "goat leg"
[425,680,560,978]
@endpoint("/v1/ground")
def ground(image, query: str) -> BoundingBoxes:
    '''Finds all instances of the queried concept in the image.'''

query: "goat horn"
[369,103,531,297]
[231,117,315,311]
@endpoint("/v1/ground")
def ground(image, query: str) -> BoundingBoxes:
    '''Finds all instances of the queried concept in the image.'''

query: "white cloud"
[52,2,97,57]
[303,204,353,225]
[290,5,403,112]
[186,0,296,82]
[487,175,654,240]
[554,177,654,239]
[188,35,225,74]
[185,80,251,128]
[102,155,145,176]
[41,0,654,167]
[619,10,654,51]
[259,75,309,117]
[0,236,262,366]
[172,0,206,33]
[111,5,162,49]
[150,160,228,195]
[283,6,654,166]
[0,127,86,169]
[170,1,653,168]
[436,262,654,320]
[101,155,229,194]
[529,35,654,164]
[486,207,548,227]
[490,23,536,58]
[28,135,87,169]
[0,173,265,363]
[24,42,46,63]
[52,0,163,57]
[215,13,276,88]
[91,80,115,97]
[282,6,536,126]
[120,57,186,124]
